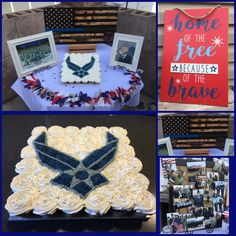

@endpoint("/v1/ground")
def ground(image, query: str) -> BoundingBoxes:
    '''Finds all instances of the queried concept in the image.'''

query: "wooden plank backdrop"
[44,7,119,44]
[161,115,230,150]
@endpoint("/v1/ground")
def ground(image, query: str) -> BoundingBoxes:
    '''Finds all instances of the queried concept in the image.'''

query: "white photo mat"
[7,31,58,77]
[158,137,173,156]
[109,33,144,71]
[223,138,234,156]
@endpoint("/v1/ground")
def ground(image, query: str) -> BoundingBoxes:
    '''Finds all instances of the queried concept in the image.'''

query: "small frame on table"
[110,33,144,71]
[7,31,58,77]
[158,137,173,156]
[223,138,234,156]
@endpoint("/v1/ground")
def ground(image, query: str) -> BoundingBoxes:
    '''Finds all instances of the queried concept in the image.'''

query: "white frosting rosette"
[108,158,142,177]
[109,127,128,136]
[58,189,84,214]
[10,173,34,192]
[27,135,38,146]
[15,158,40,174]
[134,190,156,215]
[126,157,143,172]
[111,191,134,211]
[107,174,126,190]
[96,185,116,201]
[87,134,102,149]
[118,135,131,145]
[123,172,150,194]
[31,126,47,136]
[95,126,109,134]
[32,190,58,215]
[43,185,64,199]
[20,145,37,159]
[64,126,80,136]
[5,190,34,216]
[116,144,135,158]
[101,160,121,179]
[71,151,88,161]
[80,126,95,134]
[85,190,111,215]
[32,169,58,190]
[48,126,65,137]
[47,139,64,151]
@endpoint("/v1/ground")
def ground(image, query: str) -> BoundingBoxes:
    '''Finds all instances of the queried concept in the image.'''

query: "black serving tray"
[9,209,150,222]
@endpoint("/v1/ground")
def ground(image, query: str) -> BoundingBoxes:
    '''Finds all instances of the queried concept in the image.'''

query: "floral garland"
[22,72,142,108]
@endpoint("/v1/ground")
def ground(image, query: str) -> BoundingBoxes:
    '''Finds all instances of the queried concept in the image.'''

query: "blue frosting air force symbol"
[65,56,95,78]
[33,131,118,198]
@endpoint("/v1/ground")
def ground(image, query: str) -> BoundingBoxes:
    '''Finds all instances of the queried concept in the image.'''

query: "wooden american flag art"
[44,7,119,44]
[162,115,230,149]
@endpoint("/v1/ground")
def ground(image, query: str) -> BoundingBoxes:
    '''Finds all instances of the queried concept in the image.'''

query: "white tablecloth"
[12,44,143,111]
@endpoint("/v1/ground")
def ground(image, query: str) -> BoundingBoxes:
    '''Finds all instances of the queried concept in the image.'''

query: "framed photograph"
[160,159,168,192]
[223,138,234,156]
[161,158,177,178]
[110,33,144,71]
[7,31,58,77]
[187,161,206,174]
[158,137,173,156]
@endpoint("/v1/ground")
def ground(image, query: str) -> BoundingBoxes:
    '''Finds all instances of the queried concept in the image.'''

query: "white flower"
[109,127,128,136]
[58,189,84,214]
[134,190,156,215]
[85,190,111,215]
[123,172,150,193]
[10,173,35,192]
[111,191,134,211]
[20,145,37,159]
[32,169,58,190]
[5,190,34,216]
[15,158,40,174]
[32,190,58,215]
[64,126,80,136]
[31,126,47,136]
[48,126,65,137]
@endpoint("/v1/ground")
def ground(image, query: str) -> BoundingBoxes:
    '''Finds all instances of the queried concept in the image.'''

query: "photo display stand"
[165,158,229,233]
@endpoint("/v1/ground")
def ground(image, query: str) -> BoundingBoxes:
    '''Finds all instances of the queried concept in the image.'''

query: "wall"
[107,2,156,13]
[2,2,59,14]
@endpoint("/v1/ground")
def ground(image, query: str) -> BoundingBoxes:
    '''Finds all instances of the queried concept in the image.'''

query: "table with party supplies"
[12,44,144,111]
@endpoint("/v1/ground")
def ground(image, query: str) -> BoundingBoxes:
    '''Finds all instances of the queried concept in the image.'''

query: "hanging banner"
[160,6,228,107]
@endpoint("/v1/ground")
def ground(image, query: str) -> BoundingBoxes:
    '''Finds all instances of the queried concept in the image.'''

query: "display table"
[12,44,144,111]
[173,148,224,156]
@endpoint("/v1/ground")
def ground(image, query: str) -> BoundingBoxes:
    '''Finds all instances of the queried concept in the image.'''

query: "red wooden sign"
[160,7,228,107]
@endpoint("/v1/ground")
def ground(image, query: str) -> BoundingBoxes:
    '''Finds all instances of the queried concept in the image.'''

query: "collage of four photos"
[1,1,235,234]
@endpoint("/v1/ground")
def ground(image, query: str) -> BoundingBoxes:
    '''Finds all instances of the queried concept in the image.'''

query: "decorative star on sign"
[66,56,95,78]
[212,36,224,47]
[172,64,178,72]
[166,25,174,32]
[33,132,118,198]
[210,65,217,73]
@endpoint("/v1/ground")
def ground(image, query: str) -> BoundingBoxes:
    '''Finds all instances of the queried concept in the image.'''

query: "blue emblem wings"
[33,132,80,172]
[81,56,95,71]
[65,56,95,78]
[66,56,81,71]
[33,131,118,198]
